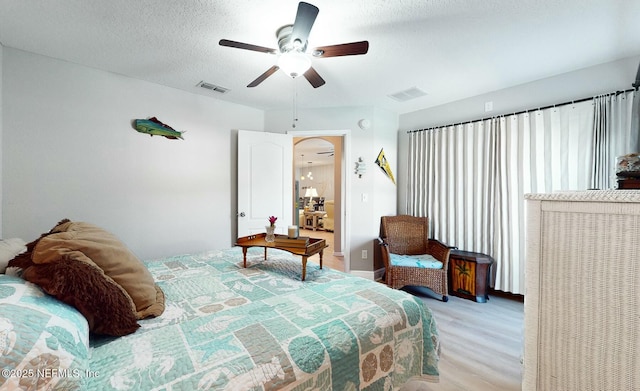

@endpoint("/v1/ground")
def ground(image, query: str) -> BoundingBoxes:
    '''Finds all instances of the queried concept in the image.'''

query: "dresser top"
[525,190,640,202]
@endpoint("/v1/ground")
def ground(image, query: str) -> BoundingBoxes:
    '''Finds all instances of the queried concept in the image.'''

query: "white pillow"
[0,238,27,273]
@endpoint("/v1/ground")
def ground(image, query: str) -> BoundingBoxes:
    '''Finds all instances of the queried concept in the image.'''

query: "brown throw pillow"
[32,220,164,319]
[8,219,165,335]
[22,255,140,336]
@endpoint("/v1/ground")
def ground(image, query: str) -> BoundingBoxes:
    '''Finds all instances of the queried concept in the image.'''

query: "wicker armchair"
[378,215,451,301]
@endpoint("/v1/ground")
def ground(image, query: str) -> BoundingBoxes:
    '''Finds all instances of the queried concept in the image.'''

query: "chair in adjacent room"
[321,200,334,232]
[378,215,451,301]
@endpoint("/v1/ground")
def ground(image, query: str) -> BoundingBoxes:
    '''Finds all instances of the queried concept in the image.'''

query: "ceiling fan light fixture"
[220,2,367,88]
[278,51,312,78]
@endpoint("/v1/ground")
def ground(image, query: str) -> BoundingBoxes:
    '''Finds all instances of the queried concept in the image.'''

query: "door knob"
[238,212,246,217]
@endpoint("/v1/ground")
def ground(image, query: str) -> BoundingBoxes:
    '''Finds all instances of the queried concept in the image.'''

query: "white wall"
[265,106,398,272]
[400,55,640,131]
[2,48,264,259]
[372,108,399,220]
[397,55,640,214]
[297,164,335,201]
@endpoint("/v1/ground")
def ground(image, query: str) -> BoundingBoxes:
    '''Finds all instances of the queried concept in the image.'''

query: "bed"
[1,222,440,390]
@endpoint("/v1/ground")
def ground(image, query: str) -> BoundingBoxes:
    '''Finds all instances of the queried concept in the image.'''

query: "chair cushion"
[390,253,443,269]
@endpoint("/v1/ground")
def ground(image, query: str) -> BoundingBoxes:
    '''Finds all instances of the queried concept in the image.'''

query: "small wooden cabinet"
[448,249,493,303]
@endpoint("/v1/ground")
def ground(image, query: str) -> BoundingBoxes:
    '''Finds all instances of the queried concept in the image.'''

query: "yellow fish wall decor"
[375,148,395,185]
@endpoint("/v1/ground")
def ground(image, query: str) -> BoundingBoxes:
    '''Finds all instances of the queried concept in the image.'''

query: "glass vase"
[265,225,276,242]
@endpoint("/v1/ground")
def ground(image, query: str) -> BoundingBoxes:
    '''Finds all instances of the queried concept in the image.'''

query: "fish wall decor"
[375,148,396,185]
[133,117,185,140]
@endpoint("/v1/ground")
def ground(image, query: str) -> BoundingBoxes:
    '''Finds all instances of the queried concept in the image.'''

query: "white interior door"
[238,130,293,237]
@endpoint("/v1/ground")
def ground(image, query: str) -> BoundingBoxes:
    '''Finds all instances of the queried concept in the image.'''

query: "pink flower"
[268,216,278,226]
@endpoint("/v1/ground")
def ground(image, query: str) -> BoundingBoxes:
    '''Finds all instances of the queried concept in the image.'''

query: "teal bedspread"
[87,247,440,390]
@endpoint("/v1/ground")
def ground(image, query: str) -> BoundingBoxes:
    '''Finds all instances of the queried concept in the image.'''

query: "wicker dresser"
[524,191,640,391]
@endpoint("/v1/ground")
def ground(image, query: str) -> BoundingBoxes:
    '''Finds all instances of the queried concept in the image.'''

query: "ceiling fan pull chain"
[292,79,298,128]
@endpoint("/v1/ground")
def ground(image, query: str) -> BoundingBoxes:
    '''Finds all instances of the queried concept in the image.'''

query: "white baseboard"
[349,268,386,282]
[374,268,385,281]
[349,270,375,280]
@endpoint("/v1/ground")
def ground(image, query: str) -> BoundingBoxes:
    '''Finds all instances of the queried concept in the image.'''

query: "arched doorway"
[293,136,344,271]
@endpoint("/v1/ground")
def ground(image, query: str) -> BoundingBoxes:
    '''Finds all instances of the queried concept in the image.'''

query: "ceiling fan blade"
[291,2,319,48]
[219,39,277,54]
[634,60,640,88]
[247,65,280,87]
[303,67,326,88]
[312,41,369,58]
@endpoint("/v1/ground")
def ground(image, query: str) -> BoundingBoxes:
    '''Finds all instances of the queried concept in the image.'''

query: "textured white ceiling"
[1,0,639,115]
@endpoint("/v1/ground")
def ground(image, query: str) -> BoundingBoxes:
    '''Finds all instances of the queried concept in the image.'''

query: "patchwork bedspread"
[87,248,440,390]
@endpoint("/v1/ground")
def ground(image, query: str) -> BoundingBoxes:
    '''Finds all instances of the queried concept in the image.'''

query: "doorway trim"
[288,129,351,272]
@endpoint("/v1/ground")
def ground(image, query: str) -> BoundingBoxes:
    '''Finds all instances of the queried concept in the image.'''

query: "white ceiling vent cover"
[197,81,229,94]
[388,87,427,102]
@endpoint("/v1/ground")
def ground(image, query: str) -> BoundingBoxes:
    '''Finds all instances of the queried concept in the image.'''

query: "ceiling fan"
[317,150,334,157]
[219,2,369,88]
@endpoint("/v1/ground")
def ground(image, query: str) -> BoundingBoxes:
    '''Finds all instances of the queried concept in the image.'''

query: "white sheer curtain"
[407,91,637,294]
[591,91,639,189]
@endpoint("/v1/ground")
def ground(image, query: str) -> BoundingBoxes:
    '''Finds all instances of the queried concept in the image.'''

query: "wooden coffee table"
[235,233,328,281]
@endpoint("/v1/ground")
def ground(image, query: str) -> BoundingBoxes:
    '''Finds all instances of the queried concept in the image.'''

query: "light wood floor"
[303,229,523,390]
[300,228,344,271]
[403,287,524,391]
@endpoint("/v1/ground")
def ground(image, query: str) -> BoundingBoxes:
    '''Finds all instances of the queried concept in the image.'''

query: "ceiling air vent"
[388,87,427,102]
[197,81,229,94]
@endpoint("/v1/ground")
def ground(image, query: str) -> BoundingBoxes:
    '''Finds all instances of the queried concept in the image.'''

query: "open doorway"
[293,136,344,272]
